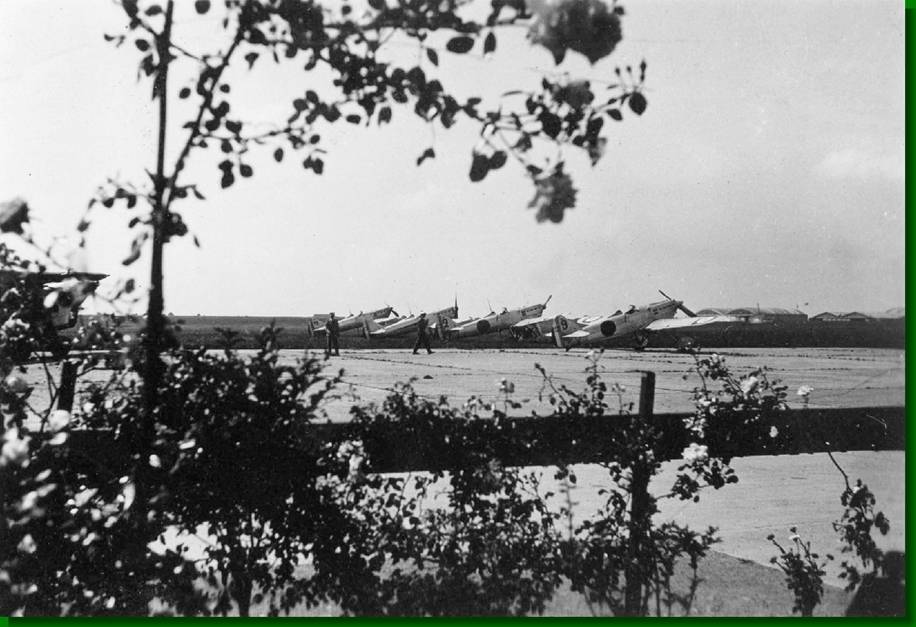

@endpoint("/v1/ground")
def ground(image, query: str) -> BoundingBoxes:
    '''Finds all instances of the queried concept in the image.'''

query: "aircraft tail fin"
[436,314,458,340]
[362,318,382,339]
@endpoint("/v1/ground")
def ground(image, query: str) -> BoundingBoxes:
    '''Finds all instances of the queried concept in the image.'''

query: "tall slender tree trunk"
[143,0,173,441]
[134,0,173,533]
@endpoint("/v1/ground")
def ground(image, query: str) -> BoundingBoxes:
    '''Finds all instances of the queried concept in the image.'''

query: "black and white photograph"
[0,0,905,616]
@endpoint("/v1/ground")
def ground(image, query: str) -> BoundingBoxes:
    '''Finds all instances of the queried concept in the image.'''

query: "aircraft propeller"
[658,290,697,317]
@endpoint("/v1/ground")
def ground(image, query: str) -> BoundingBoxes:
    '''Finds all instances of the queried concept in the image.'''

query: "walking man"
[412,312,433,355]
[325,312,340,357]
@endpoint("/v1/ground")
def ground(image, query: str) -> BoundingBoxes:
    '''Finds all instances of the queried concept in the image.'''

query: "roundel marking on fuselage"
[600,320,617,337]
[477,319,491,334]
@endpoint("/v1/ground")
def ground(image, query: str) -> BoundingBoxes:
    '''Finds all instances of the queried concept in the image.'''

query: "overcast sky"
[0,0,905,318]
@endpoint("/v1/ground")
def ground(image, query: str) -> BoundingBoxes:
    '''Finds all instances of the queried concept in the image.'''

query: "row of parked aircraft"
[306,291,739,351]
[0,269,734,352]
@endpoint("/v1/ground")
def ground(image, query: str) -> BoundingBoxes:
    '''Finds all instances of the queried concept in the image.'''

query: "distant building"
[811,312,846,322]
[812,308,904,323]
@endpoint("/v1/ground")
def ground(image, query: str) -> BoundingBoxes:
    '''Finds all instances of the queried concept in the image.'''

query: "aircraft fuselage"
[563,299,682,347]
[450,302,548,339]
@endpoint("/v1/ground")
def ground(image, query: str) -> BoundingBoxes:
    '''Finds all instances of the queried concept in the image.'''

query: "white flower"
[336,439,365,462]
[739,376,759,395]
[789,534,801,543]
[1,429,29,467]
[20,490,39,511]
[43,291,60,309]
[682,442,709,465]
[769,426,779,438]
[5,374,31,395]
[73,487,98,508]
[17,534,37,554]
[796,385,814,397]
[47,410,71,432]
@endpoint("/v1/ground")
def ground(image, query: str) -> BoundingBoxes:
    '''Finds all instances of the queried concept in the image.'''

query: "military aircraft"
[369,301,459,338]
[311,306,398,339]
[555,291,737,350]
[0,269,108,360]
[0,269,107,330]
[509,312,591,342]
[447,296,552,340]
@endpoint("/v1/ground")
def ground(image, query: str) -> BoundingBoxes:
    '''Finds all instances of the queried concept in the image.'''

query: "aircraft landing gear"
[633,332,649,351]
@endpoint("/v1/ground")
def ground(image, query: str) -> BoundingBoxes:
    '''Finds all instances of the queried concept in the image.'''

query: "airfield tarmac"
[286,346,907,588]
[23,346,905,593]
[303,346,905,420]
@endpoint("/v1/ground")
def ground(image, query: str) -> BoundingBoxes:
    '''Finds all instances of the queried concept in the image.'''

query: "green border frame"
[5,3,913,626]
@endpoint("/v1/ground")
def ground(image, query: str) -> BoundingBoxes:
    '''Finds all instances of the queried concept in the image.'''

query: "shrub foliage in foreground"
[1,328,896,616]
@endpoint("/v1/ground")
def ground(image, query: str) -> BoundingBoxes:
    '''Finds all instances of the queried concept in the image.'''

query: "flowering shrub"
[333,382,565,615]
[834,479,890,591]
[768,528,831,616]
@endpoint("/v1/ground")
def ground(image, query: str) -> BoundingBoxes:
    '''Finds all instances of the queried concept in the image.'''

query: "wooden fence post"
[57,360,78,412]
[624,370,655,616]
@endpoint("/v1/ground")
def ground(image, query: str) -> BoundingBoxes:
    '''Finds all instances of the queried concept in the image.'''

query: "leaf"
[0,198,29,234]
[586,116,604,140]
[145,4,163,16]
[416,147,435,166]
[426,48,438,66]
[378,106,392,124]
[134,39,150,52]
[239,164,253,178]
[446,36,475,54]
[539,111,562,138]
[179,87,191,99]
[122,234,146,266]
[345,114,361,124]
[488,150,507,170]
[483,31,496,55]
[629,92,647,116]
[607,108,623,121]
[273,147,284,163]
[469,152,489,182]
[244,51,259,70]
[293,98,307,112]
[195,0,211,13]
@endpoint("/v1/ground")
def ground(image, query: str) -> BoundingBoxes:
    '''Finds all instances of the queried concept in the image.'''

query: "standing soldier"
[412,312,433,355]
[325,312,341,357]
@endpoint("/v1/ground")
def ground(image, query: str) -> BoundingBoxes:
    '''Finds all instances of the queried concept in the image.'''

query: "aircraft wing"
[563,330,592,339]
[513,314,551,328]
[40,271,108,283]
[645,315,739,331]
